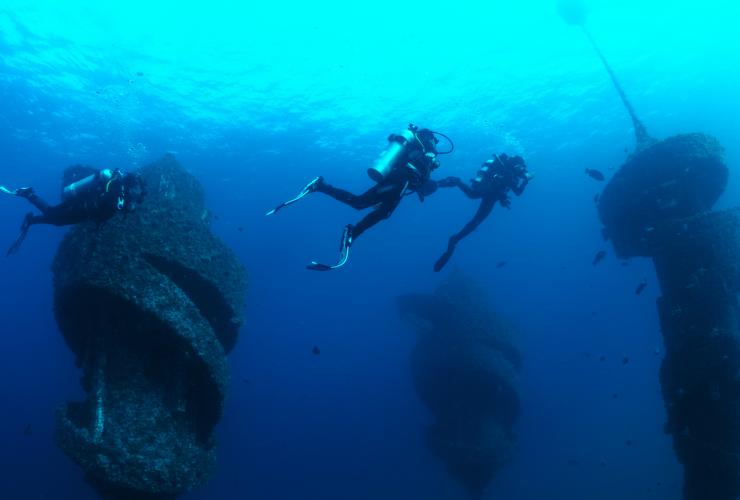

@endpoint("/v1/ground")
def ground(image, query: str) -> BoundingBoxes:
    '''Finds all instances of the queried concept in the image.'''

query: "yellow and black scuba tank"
[368,125,421,183]
[62,168,113,201]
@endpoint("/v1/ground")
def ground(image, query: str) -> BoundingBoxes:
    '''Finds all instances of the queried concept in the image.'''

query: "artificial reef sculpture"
[52,155,247,499]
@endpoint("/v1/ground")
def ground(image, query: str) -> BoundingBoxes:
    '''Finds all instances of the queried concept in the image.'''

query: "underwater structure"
[398,272,521,499]
[559,2,737,498]
[52,155,247,499]
[652,209,740,500]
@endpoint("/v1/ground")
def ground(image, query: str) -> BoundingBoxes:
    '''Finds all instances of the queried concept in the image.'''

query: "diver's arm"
[459,182,481,199]
[511,175,529,196]
[416,179,439,202]
[440,177,479,199]
[436,176,461,188]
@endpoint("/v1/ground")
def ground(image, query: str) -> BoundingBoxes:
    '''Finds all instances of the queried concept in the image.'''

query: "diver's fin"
[0,186,35,197]
[307,225,352,271]
[6,213,33,256]
[306,250,350,271]
[306,261,334,271]
[266,176,322,216]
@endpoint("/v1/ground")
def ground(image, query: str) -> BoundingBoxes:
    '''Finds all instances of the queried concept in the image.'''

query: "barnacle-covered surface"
[652,208,740,500]
[52,154,247,499]
[398,272,521,499]
[598,133,727,258]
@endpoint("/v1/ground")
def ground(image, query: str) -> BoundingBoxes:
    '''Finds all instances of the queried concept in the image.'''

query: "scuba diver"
[1,165,145,255]
[433,153,533,272]
[267,124,453,270]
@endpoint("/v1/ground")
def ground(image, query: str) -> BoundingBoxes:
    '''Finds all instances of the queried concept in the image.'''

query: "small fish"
[495,261,507,269]
[625,439,633,447]
[585,168,605,181]
[237,226,244,232]
[312,346,321,356]
[622,356,630,365]
[635,280,647,295]
[593,193,600,203]
[136,71,144,77]
[599,355,606,362]
[23,424,32,436]
[592,250,607,265]
[612,393,619,399]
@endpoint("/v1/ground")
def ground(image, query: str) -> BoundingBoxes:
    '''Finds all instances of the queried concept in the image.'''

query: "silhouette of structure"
[398,273,521,499]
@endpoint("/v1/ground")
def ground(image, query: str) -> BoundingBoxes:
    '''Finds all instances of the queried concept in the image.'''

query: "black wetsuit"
[316,146,439,240]
[6,167,140,255]
[22,179,122,227]
[434,157,529,271]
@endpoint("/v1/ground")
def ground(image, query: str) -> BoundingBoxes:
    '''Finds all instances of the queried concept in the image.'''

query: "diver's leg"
[456,182,480,199]
[434,197,495,272]
[315,181,380,210]
[17,188,51,213]
[1,186,52,212]
[266,176,324,215]
[451,196,495,243]
[349,184,404,240]
[305,184,404,271]
[437,178,479,199]
[267,177,380,216]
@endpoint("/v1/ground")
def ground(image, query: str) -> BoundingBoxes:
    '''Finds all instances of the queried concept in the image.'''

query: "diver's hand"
[437,176,460,188]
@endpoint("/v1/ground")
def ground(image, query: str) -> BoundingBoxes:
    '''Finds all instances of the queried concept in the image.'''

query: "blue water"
[1,1,739,498]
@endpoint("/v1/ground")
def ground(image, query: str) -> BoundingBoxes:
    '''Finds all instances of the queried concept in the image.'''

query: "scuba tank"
[368,125,419,183]
[62,169,113,201]
[472,158,498,187]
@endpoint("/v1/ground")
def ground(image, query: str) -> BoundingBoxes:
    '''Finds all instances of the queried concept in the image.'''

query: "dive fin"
[6,213,32,256]
[306,250,350,271]
[0,186,16,195]
[266,176,322,216]
[306,261,335,271]
[306,225,353,271]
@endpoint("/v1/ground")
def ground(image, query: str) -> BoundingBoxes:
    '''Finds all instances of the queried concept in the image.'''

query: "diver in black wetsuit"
[1,165,145,255]
[434,153,532,272]
[267,124,452,270]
